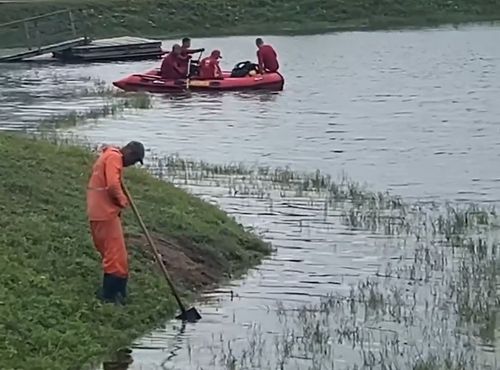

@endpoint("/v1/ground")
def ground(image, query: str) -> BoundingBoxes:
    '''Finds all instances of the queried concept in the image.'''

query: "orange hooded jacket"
[86,146,129,221]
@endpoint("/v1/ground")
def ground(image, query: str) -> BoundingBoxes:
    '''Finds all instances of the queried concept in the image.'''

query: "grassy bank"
[0,132,271,370]
[1,0,500,47]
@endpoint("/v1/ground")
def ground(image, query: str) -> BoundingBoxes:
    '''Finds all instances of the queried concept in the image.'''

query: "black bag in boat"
[230,61,259,77]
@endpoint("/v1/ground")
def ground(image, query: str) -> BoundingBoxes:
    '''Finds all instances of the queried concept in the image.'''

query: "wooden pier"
[52,36,164,62]
[0,10,164,63]
[0,37,88,62]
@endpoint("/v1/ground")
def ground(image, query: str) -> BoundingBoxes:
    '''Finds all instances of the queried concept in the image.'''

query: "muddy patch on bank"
[127,233,224,292]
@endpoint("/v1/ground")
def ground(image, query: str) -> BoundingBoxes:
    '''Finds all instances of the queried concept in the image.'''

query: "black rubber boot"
[96,274,128,305]
[115,276,128,305]
[102,273,115,302]
[99,273,119,304]
[96,273,109,302]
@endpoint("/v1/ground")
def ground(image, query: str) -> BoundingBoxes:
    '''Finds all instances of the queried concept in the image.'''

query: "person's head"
[255,38,264,48]
[210,49,222,59]
[171,44,181,55]
[181,37,191,48]
[121,141,145,167]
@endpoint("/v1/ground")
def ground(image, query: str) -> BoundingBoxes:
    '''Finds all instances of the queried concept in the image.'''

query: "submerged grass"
[38,88,153,131]
[0,132,270,370]
[145,154,497,242]
[1,0,500,47]
[199,239,499,370]
[135,154,499,370]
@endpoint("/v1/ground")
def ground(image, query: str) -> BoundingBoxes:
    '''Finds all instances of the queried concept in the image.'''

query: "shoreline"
[148,16,500,41]
[0,0,499,48]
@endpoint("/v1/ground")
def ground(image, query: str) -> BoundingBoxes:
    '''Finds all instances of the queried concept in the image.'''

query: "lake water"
[1,23,499,369]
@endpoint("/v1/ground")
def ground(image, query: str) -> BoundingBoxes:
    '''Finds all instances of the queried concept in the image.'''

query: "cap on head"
[210,49,222,59]
[122,140,145,166]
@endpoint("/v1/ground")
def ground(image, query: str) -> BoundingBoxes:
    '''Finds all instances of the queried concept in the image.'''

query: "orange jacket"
[86,146,129,221]
[199,56,222,79]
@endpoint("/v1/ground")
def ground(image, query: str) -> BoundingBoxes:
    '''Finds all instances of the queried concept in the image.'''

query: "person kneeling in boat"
[160,44,186,79]
[198,50,224,80]
[256,37,279,74]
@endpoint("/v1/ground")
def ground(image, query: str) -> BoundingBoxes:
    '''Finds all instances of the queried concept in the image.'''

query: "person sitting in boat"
[256,37,279,73]
[198,50,224,80]
[180,37,205,77]
[160,44,186,79]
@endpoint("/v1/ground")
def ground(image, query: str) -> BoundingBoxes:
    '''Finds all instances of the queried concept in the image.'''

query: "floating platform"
[52,36,164,62]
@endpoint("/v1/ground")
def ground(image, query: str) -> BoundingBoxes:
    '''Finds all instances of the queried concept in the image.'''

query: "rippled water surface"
[1,23,500,369]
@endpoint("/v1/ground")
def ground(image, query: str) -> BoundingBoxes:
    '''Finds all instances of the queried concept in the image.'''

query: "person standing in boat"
[160,44,186,79]
[198,50,224,80]
[256,37,279,74]
[181,37,205,55]
[179,37,205,77]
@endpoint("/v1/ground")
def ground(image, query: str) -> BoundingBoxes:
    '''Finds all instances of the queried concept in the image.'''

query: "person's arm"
[173,61,186,77]
[104,154,129,208]
[160,58,168,77]
[215,62,222,78]
[187,48,205,54]
[257,50,264,74]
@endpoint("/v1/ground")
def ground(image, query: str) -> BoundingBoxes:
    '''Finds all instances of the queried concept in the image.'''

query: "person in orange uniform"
[179,37,205,77]
[160,44,186,79]
[86,141,145,304]
[256,37,279,73]
[181,37,205,55]
[198,50,223,80]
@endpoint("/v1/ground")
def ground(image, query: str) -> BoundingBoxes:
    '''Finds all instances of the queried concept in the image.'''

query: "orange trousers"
[90,217,128,278]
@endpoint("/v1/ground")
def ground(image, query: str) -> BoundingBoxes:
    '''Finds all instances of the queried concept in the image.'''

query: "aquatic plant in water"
[196,242,498,369]
[36,79,153,131]
[128,154,499,370]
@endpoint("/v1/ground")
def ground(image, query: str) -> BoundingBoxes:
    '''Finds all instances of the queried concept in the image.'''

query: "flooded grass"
[198,242,498,369]
[37,86,153,131]
[122,153,500,370]
[144,154,496,241]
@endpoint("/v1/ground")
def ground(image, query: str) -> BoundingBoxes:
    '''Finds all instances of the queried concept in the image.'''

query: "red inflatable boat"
[112,68,285,93]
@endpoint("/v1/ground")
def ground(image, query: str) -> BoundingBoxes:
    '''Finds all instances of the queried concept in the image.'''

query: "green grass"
[0,0,500,47]
[0,132,271,370]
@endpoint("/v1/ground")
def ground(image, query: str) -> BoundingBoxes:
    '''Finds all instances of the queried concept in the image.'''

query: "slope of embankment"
[1,0,500,47]
[0,133,271,370]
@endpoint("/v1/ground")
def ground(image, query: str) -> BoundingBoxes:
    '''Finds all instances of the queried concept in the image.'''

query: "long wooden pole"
[121,183,187,313]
